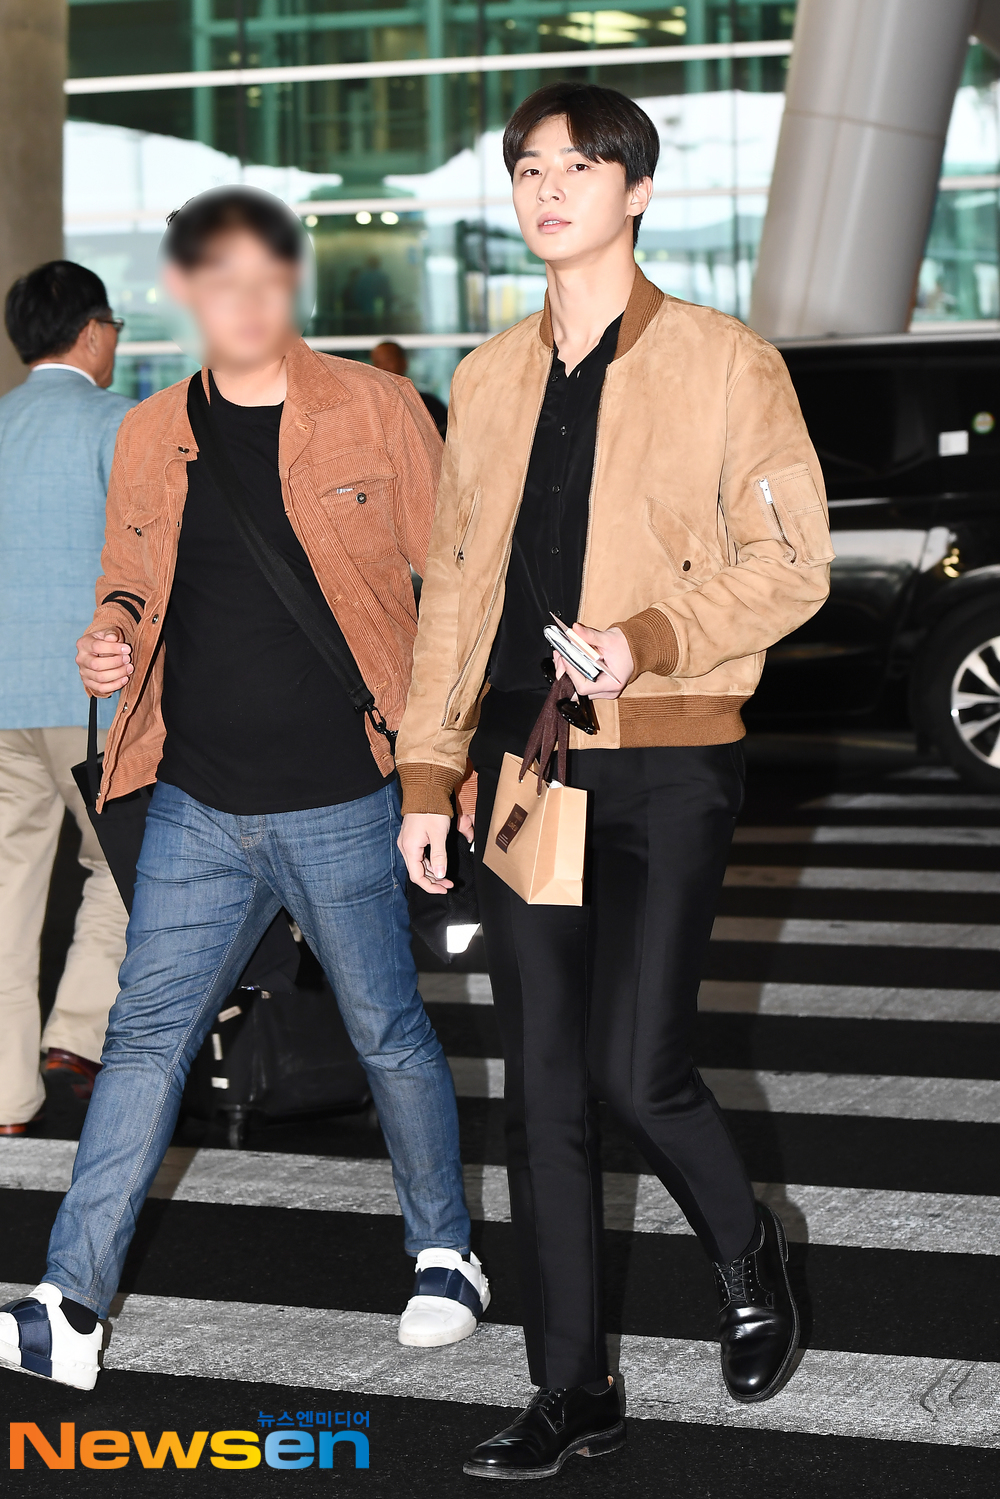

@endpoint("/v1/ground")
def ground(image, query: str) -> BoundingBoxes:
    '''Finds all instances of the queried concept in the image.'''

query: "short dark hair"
[163,186,304,268]
[503,82,659,247]
[4,260,111,365]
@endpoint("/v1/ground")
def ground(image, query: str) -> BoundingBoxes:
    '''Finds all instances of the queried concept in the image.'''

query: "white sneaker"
[0,1283,102,1390]
[398,1249,490,1347]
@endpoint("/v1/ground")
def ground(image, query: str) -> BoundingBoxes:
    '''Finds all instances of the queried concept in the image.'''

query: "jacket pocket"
[755,463,835,565]
[297,448,398,561]
[646,495,723,583]
[455,487,481,563]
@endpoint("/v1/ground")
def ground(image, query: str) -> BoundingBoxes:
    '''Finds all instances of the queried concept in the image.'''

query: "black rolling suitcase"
[182,917,371,1148]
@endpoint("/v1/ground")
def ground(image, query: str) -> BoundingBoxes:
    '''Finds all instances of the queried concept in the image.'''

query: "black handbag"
[72,698,152,914]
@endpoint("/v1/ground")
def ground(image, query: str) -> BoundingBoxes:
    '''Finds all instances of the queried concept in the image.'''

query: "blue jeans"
[45,780,469,1317]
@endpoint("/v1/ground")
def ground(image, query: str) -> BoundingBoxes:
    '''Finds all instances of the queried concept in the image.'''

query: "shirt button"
[152,614,159,623]
[560,426,567,436]
[552,485,560,493]
[357,492,367,504]
[551,546,560,555]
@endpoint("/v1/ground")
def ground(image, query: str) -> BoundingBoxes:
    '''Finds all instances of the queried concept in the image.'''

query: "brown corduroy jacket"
[395,268,834,817]
[89,337,442,810]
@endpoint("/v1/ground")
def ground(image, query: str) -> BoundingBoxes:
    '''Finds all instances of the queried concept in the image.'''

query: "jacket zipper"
[758,475,790,544]
[441,351,554,727]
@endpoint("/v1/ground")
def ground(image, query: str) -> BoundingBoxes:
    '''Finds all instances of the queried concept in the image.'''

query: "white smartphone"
[544,613,618,683]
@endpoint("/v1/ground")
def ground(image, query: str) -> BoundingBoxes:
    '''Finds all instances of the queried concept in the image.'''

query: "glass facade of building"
[62,2,1000,402]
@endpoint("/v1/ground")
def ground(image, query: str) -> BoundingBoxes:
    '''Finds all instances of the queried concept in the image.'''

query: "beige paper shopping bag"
[483,752,587,905]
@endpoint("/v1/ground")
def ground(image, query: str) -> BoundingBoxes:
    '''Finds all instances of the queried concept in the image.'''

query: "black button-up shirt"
[489,312,622,694]
[471,313,622,769]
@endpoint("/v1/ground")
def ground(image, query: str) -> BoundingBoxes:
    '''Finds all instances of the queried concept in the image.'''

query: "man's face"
[165,229,299,365]
[511,114,651,265]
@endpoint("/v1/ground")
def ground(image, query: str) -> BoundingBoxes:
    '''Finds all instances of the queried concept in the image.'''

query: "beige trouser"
[0,727,128,1124]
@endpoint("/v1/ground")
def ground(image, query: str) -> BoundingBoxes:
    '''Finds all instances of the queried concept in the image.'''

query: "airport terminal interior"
[3,1,1000,1493]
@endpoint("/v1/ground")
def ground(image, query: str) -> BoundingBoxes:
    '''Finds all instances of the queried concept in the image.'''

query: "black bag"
[72,697,152,914]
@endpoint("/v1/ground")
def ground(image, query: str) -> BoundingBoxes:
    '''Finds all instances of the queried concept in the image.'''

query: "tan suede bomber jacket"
[89,338,442,810]
[395,269,834,818]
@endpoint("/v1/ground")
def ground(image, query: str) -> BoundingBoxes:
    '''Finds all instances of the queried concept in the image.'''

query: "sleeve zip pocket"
[758,476,790,546]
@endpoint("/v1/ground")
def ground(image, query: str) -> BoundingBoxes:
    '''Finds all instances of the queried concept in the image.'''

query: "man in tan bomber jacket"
[397,83,834,1480]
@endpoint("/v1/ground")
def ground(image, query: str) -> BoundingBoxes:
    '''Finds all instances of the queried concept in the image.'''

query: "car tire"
[915,599,1000,791]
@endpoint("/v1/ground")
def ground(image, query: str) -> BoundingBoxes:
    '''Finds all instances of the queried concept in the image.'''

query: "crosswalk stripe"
[723,866,1000,892]
[804,793,1000,811]
[733,826,1000,845]
[2,1282,993,1449]
[425,974,1000,1020]
[419,972,494,1004]
[445,1057,1000,1121]
[697,981,1000,1023]
[6,1141,995,1254]
[711,916,1000,948]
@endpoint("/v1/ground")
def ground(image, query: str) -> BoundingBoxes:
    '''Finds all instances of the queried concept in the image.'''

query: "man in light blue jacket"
[0,262,135,1133]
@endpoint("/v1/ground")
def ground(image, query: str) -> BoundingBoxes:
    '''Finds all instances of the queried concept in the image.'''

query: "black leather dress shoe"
[715,1203,800,1403]
[463,1377,625,1480]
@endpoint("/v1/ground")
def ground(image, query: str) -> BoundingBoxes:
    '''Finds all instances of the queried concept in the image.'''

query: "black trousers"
[474,743,757,1389]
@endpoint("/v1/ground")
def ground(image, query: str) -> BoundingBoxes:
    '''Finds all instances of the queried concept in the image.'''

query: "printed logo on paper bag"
[495,805,528,852]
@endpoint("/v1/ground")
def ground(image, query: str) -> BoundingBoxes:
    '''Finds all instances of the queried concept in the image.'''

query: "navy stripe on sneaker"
[412,1267,484,1321]
[1,1299,53,1378]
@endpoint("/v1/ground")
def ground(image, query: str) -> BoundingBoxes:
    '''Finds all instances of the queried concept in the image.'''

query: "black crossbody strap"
[185,374,395,748]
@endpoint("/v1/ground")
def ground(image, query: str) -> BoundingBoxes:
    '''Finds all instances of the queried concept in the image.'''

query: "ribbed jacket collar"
[538,264,666,361]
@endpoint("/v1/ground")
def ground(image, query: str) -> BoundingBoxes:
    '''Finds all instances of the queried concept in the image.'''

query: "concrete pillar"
[749,0,975,340]
[0,0,66,395]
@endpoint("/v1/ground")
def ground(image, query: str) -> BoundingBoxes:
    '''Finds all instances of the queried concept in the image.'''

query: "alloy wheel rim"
[950,635,1000,765]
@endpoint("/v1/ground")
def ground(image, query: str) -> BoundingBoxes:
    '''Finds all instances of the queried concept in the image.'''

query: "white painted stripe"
[804,793,1000,811]
[1,1283,993,1447]
[446,1057,1000,1121]
[427,974,1000,1021]
[712,916,1000,948]
[448,1056,505,1098]
[64,40,794,96]
[734,825,1000,845]
[697,980,1000,1023]
[699,1069,1000,1123]
[10,1141,996,1253]
[723,866,1000,892]
[419,972,494,1005]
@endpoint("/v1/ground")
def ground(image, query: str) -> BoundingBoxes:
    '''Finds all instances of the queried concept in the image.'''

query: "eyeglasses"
[540,657,598,735]
[95,316,125,333]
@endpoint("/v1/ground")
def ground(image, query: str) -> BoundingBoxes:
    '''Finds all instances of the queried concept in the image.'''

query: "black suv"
[747,330,1000,789]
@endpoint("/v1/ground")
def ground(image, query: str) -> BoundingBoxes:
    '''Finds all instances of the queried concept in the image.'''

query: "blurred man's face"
[164,229,299,366]
[511,114,651,266]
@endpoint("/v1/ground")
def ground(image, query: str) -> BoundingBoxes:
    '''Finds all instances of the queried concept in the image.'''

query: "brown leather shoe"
[0,1107,46,1136]
[44,1050,102,1103]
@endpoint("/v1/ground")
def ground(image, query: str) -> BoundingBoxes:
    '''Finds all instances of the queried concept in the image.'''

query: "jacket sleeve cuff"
[455,761,478,822]
[396,762,460,818]
[613,607,679,678]
[91,605,136,642]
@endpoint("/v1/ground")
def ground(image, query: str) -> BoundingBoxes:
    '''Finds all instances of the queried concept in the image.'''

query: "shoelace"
[527,1388,568,1428]
[716,1256,754,1306]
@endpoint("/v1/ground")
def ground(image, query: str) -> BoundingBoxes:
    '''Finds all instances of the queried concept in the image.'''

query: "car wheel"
[916,601,1000,791]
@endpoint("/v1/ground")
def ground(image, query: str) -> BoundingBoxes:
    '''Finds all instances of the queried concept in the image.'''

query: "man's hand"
[77,628,132,697]
[554,623,634,701]
[399,812,454,894]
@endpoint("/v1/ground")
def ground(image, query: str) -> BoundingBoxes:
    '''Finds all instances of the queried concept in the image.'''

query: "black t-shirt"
[157,377,390,815]
[471,314,622,770]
